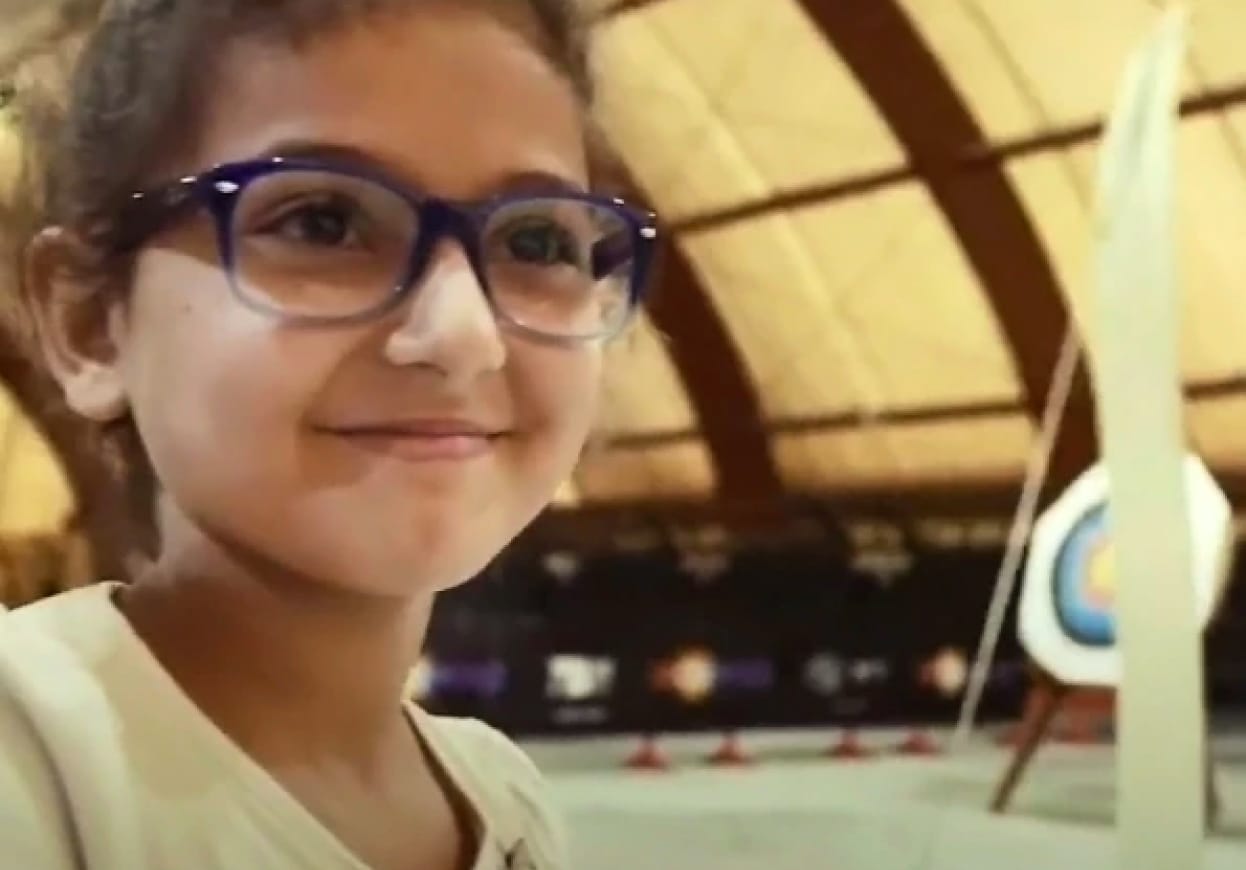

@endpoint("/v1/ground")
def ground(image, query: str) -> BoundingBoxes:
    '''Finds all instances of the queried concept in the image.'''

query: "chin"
[294,551,476,601]
[309,517,508,598]
[242,465,557,598]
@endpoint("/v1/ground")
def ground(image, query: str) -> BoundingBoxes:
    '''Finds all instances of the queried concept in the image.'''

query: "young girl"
[0,1,656,868]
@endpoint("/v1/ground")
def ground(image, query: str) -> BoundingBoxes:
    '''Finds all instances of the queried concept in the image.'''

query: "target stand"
[990,455,1233,826]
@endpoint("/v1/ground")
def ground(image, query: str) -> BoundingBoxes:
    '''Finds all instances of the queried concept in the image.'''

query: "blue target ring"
[1051,503,1117,647]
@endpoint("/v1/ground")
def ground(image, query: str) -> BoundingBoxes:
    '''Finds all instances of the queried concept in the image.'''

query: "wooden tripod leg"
[1205,738,1221,832]
[991,676,1066,814]
[1202,661,1220,832]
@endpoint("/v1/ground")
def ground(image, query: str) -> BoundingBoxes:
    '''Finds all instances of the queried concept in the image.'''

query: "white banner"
[1083,8,1207,868]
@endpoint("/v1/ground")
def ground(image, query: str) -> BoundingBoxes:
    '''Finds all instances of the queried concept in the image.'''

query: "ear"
[22,227,129,423]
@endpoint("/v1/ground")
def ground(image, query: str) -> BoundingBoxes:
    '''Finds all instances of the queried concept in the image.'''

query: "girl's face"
[67,3,602,595]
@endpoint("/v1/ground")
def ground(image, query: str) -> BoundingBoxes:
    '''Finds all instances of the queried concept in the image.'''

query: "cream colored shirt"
[0,583,568,869]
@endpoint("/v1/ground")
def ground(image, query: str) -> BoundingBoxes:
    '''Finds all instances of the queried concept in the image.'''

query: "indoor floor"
[524,726,1246,870]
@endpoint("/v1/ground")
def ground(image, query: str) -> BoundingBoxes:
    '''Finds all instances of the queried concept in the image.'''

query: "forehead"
[179,2,587,197]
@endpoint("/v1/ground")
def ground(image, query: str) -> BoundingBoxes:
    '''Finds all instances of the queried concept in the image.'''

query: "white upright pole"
[952,325,1079,749]
[1086,9,1205,870]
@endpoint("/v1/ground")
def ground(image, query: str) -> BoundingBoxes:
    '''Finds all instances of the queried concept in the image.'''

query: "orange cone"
[895,730,942,756]
[706,730,753,766]
[825,729,875,760]
[624,734,670,771]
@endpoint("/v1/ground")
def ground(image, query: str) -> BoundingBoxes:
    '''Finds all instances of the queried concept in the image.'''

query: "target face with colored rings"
[1019,455,1231,687]
[1052,503,1116,648]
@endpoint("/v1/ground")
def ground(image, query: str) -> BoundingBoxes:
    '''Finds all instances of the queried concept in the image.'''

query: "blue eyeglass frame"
[113,156,660,343]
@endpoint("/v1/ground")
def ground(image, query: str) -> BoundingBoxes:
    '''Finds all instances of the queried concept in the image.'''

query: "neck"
[117,520,433,773]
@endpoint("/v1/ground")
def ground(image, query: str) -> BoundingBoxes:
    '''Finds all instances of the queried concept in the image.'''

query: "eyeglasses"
[113,157,659,343]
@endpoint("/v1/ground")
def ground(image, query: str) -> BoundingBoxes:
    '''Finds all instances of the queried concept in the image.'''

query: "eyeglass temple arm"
[590,229,635,280]
[110,179,202,253]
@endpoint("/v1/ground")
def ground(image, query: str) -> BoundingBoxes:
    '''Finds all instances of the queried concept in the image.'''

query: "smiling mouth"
[318,422,507,462]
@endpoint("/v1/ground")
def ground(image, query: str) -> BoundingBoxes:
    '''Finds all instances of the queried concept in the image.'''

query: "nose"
[382,242,506,388]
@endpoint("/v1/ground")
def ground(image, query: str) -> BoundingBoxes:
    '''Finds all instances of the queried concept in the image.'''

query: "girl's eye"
[495,218,583,268]
[257,195,367,248]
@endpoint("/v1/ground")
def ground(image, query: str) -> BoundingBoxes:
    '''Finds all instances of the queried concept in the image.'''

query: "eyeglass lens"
[228,169,636,337]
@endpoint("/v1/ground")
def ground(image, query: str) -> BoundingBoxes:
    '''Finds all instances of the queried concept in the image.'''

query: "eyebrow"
[250,139,589,198]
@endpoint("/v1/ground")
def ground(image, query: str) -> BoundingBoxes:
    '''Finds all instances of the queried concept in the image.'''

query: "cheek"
[115,251,603,590]
[119,253,331,495]
[508,341,602,459]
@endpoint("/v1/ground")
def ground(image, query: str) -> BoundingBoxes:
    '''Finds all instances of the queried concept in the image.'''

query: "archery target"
[1052,503,1117,648]
[1019,454,1232,687]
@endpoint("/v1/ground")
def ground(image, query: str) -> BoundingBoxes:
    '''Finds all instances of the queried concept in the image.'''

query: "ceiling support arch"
[600,0,1098,495]
[642,235,784,501]
[793,0,1098,492]
[672,82,1246,234]
[592,7,783,503]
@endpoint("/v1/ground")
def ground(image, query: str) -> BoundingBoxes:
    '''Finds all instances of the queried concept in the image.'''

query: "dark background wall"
[421,539,1246,737]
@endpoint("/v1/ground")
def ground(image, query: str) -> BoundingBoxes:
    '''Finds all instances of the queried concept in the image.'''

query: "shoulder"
[0,591,123,869]
[0,585,126,710]
[414,710,554,809]
[0,678,78,868]
[0,584,122,713]
[420,712,542,780]
[411,708,570,868]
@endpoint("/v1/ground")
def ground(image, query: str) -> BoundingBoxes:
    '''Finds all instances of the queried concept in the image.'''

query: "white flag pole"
[1085,8,1205,869]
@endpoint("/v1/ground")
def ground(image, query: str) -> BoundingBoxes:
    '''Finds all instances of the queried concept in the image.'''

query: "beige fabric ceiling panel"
[579,0,625,17]
[1,111,72,535]
[11,0,1246,517]
[0,388,73,534]
[1188,395,1246,468]
[678,214,872,420]
[551,479,581,509]
[574,438,715,502]
[785,184,1022,411]
[0,113,20,199]
[1007,114,1246,386]
[600,315,697,436]
[774,413,1034,490]
[672,229,928,490]
[597,11,766,221]
[1182,0,1246,90]
[903,0,1201,143]
[596,0,904,222]
[773,425,897,491]
[678,181,1022,422]
[1170,112,1246,381]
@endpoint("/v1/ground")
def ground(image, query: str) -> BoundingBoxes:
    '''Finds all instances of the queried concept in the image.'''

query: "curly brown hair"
[0,0,599,575]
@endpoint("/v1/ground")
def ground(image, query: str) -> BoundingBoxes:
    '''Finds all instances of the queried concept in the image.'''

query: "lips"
[318,419,507,462]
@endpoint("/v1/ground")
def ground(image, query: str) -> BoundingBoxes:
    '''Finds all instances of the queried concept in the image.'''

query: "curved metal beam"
[643,240,784,500]
[674,81,1246,234]
[797,0,1097,490]
[591,12,783,502]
